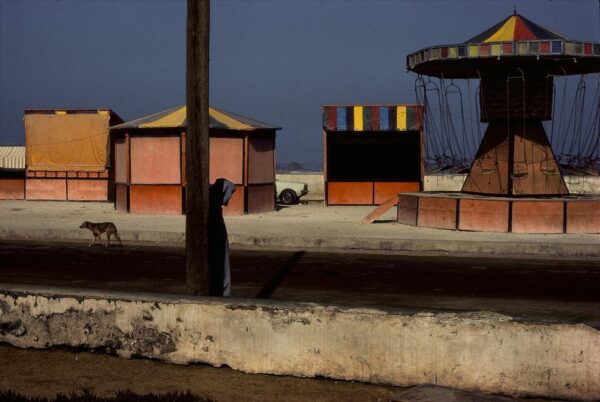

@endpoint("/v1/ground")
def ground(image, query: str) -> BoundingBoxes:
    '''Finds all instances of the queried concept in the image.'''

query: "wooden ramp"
[361,195,398,224]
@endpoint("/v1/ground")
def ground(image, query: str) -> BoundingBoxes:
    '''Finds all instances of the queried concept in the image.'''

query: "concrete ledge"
[0,284,598,400]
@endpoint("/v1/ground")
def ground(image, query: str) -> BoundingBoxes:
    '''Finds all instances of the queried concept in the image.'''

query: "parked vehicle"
[275,180,308,205]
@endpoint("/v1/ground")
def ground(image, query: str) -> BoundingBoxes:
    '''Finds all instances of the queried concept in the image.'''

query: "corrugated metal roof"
[0,146,25,169]
[112,105,280,131]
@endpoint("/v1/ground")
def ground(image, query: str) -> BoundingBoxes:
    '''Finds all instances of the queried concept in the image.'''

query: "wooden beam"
[185,0,210,294]
[361,195,398,224]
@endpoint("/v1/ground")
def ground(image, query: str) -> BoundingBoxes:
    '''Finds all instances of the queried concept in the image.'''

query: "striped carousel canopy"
[465,13,566,43]
[406,13,600,78]
[112,105,280,131]
[323,105,423,132]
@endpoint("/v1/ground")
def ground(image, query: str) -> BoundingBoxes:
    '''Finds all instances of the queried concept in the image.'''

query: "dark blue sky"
[1,0,599,167]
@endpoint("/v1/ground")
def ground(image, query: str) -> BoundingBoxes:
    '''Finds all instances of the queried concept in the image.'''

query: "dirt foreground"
[0,344,401,402]
[0,344,566,402]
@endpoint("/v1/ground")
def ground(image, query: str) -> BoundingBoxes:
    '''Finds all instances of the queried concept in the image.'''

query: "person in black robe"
[208,178,235,297]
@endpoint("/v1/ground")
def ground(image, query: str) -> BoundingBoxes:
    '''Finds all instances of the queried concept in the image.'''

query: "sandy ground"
[0,344,565,402]
[1,200,598,251]
[0,344,401,402]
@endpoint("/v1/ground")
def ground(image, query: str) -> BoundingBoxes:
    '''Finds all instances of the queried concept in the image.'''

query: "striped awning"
[112,105,280,131]
[323,105,423,132]
[406,13,600,78]
[466,14,566,43]
[0,146,25,169]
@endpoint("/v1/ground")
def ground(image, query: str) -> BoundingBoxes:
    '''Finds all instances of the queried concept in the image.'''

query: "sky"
[1,0,599,169]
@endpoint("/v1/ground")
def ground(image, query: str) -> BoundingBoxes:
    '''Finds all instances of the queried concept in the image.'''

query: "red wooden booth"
[24,109,123,201]
[323,104,425,205]
[111,105,279,216]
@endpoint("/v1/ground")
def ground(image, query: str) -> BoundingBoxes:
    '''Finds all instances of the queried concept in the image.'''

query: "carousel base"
[397,192,600,234]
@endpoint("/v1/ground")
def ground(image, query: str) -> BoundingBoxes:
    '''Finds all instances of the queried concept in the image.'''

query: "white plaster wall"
[424,174,600,194]
[564,176,600,194]
[423,174,467,192]
[0,286,598,401]
[276,173,599,200]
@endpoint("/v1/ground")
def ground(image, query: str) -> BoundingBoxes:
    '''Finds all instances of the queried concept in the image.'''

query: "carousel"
[399,12,599,233]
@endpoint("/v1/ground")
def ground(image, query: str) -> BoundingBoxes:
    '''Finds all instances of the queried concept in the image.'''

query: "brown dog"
[79,221,122,247]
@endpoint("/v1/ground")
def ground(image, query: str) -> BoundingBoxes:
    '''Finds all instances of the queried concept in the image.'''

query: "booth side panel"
[327,182,373,205]
[209,137,244,184]
[25,178,67,200]
[0,179,25,200]
[114,138,128,184]
[130,137,181,185]
[222,185,245,216]
[129,185,182,215]
[247,184,275,214]
[115,183,129,213]
[67,179,108,201]
[247,135,275,184]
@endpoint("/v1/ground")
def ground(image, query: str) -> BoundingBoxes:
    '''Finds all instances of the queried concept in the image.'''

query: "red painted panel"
[247,184,275,214]
[67,172,77,178]
[326,107,337,131]
[248,136,275,184]
[130,136,181,184]
[222,185,245,216]
[327,182,373,205]
[566,200,600,234]
[26,179,67,200]
[374,182,420,204]
[115,139,128,184]
[511,201,564,233]
[417,197,457,229]
[370,107,380,131]
[397,194,418,226]
[129,185,182,215]
[458,199,509,232]
[67,179,108,201]
[209,137,244,184]
[0,179,25,200]
[115,183,128,213]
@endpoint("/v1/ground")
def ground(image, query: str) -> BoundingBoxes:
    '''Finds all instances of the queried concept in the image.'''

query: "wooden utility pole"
[186,0,210,294]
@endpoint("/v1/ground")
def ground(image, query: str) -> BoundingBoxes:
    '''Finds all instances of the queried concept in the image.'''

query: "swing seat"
[511,172,528,179]
[479,168,496,175]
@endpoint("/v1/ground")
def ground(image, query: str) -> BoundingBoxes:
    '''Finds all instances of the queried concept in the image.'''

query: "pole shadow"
[254,251,305,299]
